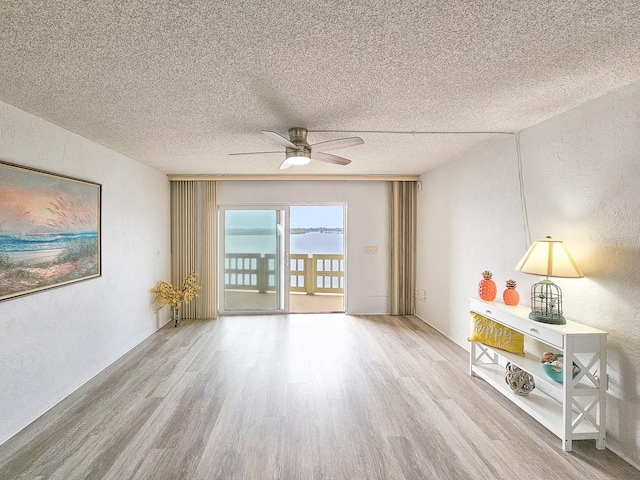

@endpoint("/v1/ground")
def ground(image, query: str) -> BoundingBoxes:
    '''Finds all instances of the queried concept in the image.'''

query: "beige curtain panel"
[171,181,217,319]
[389,181,417,315]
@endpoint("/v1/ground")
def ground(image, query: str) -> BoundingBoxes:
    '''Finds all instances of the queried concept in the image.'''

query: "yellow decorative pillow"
[469,311,524,355]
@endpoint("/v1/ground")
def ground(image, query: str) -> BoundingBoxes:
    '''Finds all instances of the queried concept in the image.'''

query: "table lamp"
[515,236,583,324]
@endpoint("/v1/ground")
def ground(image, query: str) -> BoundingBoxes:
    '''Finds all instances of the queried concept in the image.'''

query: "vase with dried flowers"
[150,272,202,327]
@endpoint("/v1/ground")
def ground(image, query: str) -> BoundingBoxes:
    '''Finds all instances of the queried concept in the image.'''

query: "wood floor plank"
[1,314,639,479]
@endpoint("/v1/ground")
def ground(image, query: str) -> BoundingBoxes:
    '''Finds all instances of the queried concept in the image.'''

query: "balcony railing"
[224,253,344,295]
[290,254,344,294]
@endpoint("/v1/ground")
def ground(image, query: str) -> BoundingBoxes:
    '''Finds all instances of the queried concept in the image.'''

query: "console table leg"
[563,438,573,452]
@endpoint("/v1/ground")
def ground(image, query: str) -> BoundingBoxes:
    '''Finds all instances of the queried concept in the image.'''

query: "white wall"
[217,181,390,314]
[0,101,171,445]
[415,80,640,468]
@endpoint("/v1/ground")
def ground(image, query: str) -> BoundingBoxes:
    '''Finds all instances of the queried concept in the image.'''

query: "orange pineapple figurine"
[503,279,520,306]
[478,270,497,301]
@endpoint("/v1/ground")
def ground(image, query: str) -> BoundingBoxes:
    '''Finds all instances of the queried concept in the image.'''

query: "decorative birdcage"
[529,279,565,324]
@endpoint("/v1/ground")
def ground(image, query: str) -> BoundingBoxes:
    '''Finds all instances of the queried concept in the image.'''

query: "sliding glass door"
[289,205,345,313]
[219,207,287,313]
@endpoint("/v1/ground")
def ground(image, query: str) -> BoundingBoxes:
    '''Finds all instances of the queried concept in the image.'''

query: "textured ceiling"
[1,1,639,176]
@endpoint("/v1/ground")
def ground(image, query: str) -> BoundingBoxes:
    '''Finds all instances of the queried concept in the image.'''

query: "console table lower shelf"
[469,297,607,452]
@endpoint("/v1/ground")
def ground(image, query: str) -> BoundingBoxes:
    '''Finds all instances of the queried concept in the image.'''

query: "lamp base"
[528,311,566,325]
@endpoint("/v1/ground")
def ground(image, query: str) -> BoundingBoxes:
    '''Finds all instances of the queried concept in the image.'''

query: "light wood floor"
[1,314,637,479]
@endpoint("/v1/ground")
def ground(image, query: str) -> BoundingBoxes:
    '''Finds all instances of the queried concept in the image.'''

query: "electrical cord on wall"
[514,132,532,250]
[311,128,533,248]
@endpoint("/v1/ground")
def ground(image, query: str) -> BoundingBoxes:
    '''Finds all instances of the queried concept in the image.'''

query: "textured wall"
[415,80,640,468]
[217,181,390,314]
[0,101,171,445]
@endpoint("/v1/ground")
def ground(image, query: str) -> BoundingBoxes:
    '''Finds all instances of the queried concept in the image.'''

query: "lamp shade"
[515,236,583,278]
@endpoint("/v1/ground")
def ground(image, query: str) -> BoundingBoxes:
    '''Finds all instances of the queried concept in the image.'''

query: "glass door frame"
[218,205,290,315]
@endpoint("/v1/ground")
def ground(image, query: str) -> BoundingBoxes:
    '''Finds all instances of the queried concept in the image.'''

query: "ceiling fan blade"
[229,151,282,156]
[262,130,299,149]
[279,159,293,170]
[310,151,352,166]
[310,136,363,152]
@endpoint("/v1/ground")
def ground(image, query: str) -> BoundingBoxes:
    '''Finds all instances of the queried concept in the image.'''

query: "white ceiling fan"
[230,127,364,169]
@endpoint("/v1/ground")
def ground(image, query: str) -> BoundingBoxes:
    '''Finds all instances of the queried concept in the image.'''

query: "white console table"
[469,297,607,451]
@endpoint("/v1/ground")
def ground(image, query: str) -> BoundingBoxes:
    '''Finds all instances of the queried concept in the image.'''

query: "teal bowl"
[540,354,579,384]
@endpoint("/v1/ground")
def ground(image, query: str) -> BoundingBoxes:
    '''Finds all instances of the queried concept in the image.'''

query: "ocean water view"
[0,232,99,264]
[225,232,344,255]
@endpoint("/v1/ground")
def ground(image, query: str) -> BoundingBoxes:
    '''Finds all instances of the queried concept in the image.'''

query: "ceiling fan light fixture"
[285,147,311,166]
[286,155,311,166]
[234,128,362,169]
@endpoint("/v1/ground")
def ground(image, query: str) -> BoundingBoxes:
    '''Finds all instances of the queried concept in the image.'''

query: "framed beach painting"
[0,161,101,301]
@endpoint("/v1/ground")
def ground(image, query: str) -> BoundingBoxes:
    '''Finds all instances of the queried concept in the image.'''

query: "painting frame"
[0,160,102,301]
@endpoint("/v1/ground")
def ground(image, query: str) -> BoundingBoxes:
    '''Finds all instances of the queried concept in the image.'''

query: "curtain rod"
[167,174,420,182]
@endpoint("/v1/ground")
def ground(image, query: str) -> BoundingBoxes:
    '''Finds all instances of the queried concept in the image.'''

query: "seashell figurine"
[540,352,557,364]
